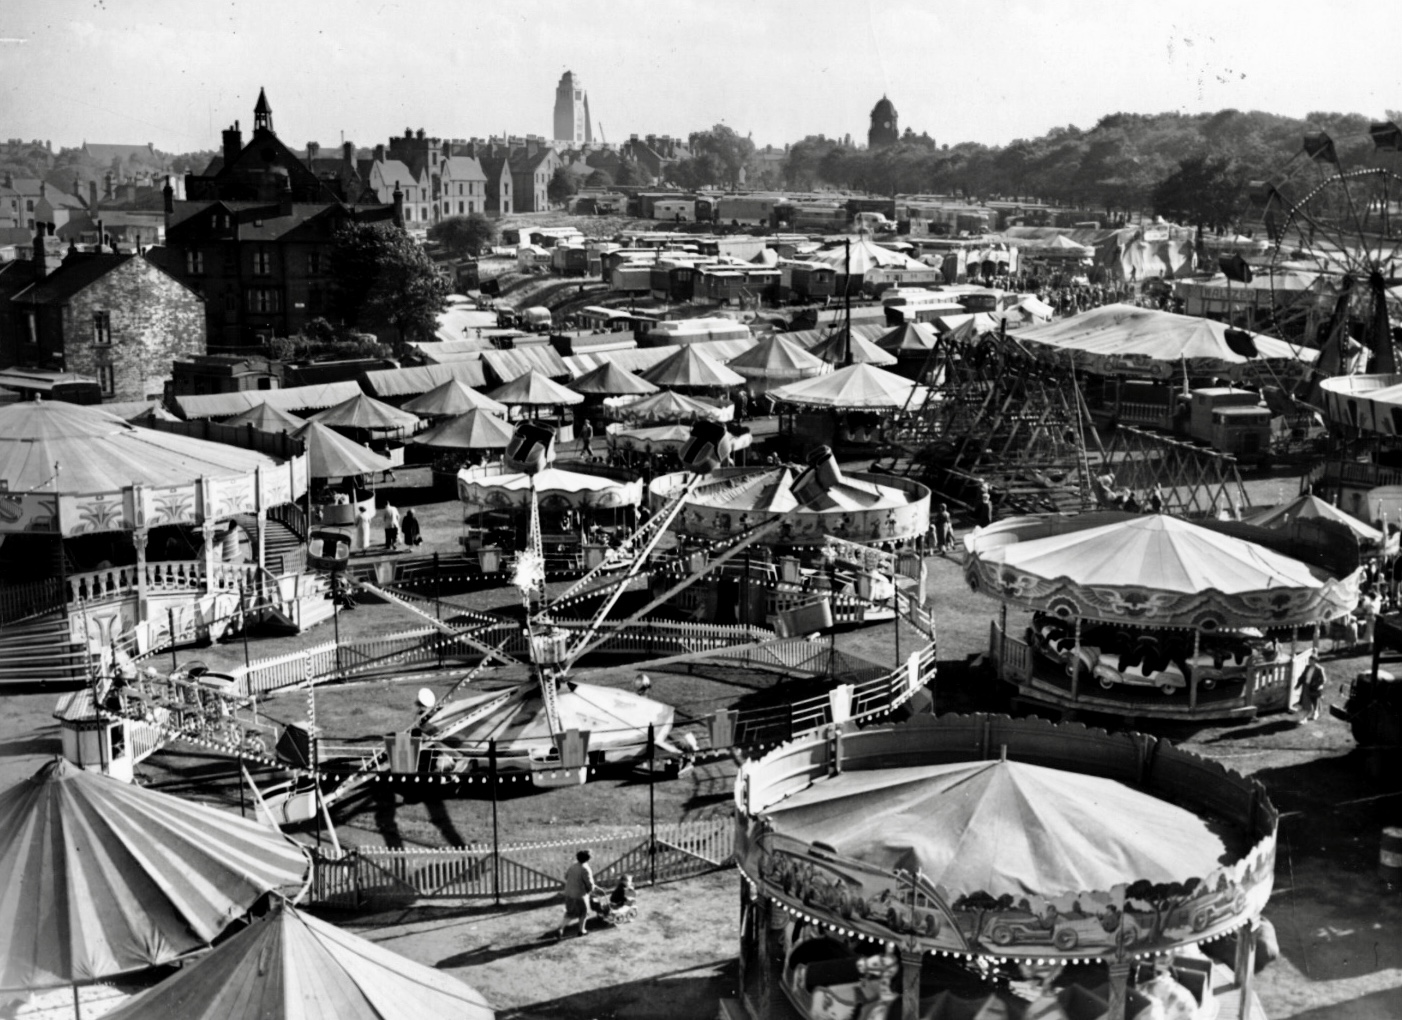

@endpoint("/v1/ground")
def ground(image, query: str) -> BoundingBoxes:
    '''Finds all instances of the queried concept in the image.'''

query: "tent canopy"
[289,421,392,479]
[725,334,832,382]
[769,362,925,410]
[808,238,927,274]
[410,409,516,451]
[401,379,507,417]
[804,330,898,367]
[964,513,1356,629]
[568,362,660,397]
[103,899,492,1020]
[764,757,1237,898]
[0,758,308,991]
[309,393,420,433]
[486,368,584,407]
[876,322,940,354]
[611,389,733,424]
[605,423,693,453]
[222,401,307,433]
[458,464,643,509]
[1244,494,1390,549]
[640,345,746,390]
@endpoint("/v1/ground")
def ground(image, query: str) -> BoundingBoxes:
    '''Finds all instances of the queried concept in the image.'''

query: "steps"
[0,612,94,687]
[230,513,306,577]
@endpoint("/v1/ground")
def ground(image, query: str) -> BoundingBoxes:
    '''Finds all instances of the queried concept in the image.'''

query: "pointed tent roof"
[764,757,1238,898]
[769,362,924,410]
[410,409,515,451]
[1244,494,1386,545]
[222,401,307,433]
[309,393,421,433]
[726,333,832,382]
[0,758,309,990]
[876,322,940,354]
[103,900,492,1020]
[808,330,898,366]
[288,421,392,479]
[614,389,730,423]
[485,368,584,406]
[807,238,927,275]
[751,247,780,266]
[568,362,660,397]
[640,345,745,390]
[401,379,507,417]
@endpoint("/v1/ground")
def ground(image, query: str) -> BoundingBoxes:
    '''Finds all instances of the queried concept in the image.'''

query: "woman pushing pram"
[591,874,638,925]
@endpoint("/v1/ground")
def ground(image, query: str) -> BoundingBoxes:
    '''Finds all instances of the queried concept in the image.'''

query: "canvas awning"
[875,322,940,354]
[486,369,584,407]
[562,338,757,378]
[309,393,421,434]
[221,402,307,433]
[0,758,309,990]
[805,330,898,367]
[98,400,180,424]
[726,334,832,382]
[640,345,746,390]
[769,363,925,410]
[175,382,363,420]
[1243,493,1392,553]
[289,421,392,479]
[360,362,487,398]
[568,362,660,397]
[401,379,507,417]
[609,389,733,423]
[480,345,569,384]
[410,409,515,451]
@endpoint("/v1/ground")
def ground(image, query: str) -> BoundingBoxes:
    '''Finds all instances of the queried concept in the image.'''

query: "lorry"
[1177,388,1272,465]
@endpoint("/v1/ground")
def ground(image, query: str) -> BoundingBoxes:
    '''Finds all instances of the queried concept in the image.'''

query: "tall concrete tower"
[553,71,592,145]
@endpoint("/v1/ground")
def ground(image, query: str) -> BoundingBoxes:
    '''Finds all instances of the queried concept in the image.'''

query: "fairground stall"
[293,420,391,533]
[770,362,926,457]
[0,402,311,686]
[727,334,833,396]
[309,392,422,467]
[486,368,582,442]
[968,512,1359,721]
[730,713,1278,1020]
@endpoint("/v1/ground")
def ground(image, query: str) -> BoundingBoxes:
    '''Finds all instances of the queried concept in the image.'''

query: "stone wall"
[63,257,206,401]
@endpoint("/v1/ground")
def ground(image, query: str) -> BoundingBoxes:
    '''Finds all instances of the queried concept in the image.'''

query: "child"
[596,874,637,922]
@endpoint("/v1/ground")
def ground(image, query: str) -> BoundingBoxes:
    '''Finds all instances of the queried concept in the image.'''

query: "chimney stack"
[342,140,354,164]
[104,172,114,200]
[222,120,242,164]
[162,176,174,214]
[392,185,405,229]
[373,144,386,162]
[306,141,319,161]
[89,181,98,208]
[32,224,47,281]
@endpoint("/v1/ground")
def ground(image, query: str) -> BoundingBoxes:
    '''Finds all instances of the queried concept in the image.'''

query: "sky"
[2,0,1398,156]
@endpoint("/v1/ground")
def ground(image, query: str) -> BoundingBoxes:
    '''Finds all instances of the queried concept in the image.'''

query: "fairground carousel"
[731,713,1278,1020]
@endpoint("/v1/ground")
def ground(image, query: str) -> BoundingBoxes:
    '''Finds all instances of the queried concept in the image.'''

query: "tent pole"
[1070,617,1081,700]
[72,983,81,1020]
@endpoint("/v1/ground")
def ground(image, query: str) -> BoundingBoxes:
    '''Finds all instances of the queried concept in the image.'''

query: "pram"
[591,881,638,924]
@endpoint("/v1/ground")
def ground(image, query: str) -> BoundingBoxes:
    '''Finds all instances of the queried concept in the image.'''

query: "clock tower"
[867,95,898,149]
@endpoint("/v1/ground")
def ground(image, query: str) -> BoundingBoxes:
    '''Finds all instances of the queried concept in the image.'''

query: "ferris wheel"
[1249,122,1402,384]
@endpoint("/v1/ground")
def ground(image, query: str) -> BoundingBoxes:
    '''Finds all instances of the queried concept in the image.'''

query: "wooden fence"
[308,816,734,908]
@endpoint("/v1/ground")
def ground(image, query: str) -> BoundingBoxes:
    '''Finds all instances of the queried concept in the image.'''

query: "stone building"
[553,71,592,145]
[868,96,899,149]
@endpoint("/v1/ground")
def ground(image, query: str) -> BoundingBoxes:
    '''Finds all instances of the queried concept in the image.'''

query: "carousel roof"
[964,513,1356,629]
[0,758,309,990]
[726,334,832,381]
[875,322,940,354]
[457,465,643,508]
[762,757,1238,899]
[805,330,898,367]
[807,238,927,274]
[606,423,693,452]
[0,400,283,493]
[613,389,732,423]
[103,900,493,1020]
[309,393,421,433]
[486,369,584,406]
[222,401,307,433]
[640,345,746,390]
[568,362,660,397]
[1013,305,1317,379]
[401,379,507,417]
[288,421,392,479]
[409,409,515,451]
[769,362,924,410]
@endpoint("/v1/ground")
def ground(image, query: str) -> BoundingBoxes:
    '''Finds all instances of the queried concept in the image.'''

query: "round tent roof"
[0,758,309,991]
[611,389,732,424]
[102,899,493,1020]
[807,238,927,275]
[606,423,693,453]
[639,345,746,390]
[568,362,660,397]
[409,409,516,451]
[486,369,584,407]
[964,513,1356,629]
[769,362,925,410]
[807,330,898,367]
[222,402,307,434]
[875,322,940,354]
[289,421,393,480]
[726,334,832,382]
[401,379,507,417]
[1243,493,1393,554]
[309,393,421,434]
[0,401,284,494]
[457,464,643,510]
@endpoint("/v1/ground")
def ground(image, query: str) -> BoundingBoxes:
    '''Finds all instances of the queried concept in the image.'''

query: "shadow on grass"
[496,959,739,1020]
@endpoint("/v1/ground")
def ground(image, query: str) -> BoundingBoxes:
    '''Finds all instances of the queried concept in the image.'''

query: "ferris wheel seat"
[505,422,557,475]
[679,419,733,473]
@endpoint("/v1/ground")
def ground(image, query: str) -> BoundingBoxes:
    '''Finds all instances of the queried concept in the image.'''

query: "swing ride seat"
[307,529,352,572]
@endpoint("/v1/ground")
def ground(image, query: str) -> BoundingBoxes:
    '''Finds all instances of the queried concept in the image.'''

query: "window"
[252,248,271,275]
[247,289,280,313]
[186,251,204,275]
[93,311,112,345]
[405,207,413,221]
[308,251,322,274]
[25,199,34,212]
[97,364,115,395]
[459,201,465,214]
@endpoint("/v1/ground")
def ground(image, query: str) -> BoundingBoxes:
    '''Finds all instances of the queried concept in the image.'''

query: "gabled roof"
[82,142,160,164]
[372,159,422,188]
[441,155,487,182]
[11,251,136,305]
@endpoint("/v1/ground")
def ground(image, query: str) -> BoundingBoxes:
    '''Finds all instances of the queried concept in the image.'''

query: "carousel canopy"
[401,379,508,417]
[0,758,309,990]
[769,362,924,410]
[606,423,693,454]
[612,389,733,424]
[808,238,928,274]
[763,757,1236,900]
[222,401,307,434]
[409,409,515,451]
[309,393,421,434]
[486,368,584,407]
[568,362,660,397]
[1013,305,1317,380]
[103,900,493,1020]
[457,464,643,509]
[640,345,746,390]
[0,401,284,494]
[289,421,392,479]
[964,513,1355,629]
[876,322,940,354]
[726,334,832,382]
[806,330,898,367]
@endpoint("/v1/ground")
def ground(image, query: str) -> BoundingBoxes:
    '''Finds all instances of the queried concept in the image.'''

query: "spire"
[253,87,273,133]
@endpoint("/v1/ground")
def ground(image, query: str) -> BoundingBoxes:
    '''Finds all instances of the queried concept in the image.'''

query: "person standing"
[975,492,994,529]
[578,418,594,457]
[383,502,401,551]
[401,507,422,547]
[560,849,602,937]
[932,503,953,554]
[1298,650,1328,723]
[355,502,373,553]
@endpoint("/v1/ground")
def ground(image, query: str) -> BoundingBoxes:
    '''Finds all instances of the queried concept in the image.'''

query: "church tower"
[253,87,274,134]
[868,95,898,149]
[553,71,592,145]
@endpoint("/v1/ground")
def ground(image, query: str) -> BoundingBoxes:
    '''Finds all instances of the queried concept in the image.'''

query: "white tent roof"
[769,362,925,410]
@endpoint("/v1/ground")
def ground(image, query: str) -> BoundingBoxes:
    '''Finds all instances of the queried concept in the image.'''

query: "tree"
[427,213,497,258]
[330,221,448,351]
[687,124,756,187]
[268,318,391,362]
[613,159,649,187]
[585,168,614,188]
[547,166,578,206]
[1151,154,1248,231]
